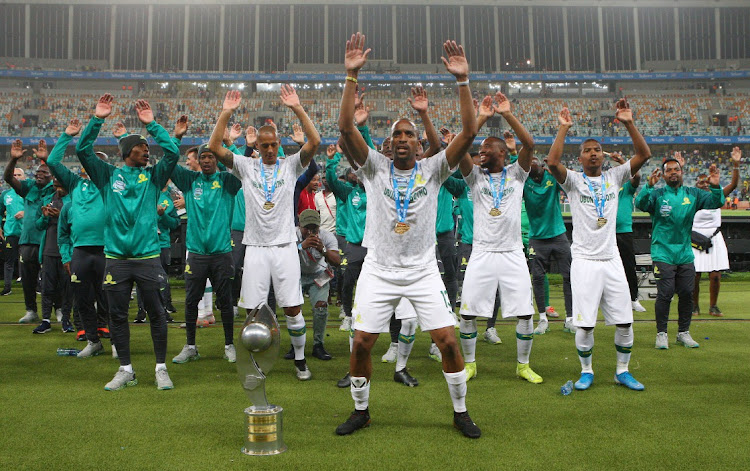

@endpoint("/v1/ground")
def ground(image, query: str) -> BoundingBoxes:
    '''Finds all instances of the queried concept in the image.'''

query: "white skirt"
[692,228,729,272]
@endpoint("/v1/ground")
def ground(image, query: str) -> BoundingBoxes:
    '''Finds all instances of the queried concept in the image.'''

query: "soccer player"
[208,85,320,381]
[44,119,112,356]
[76,94,180,391]
[457,92,541,384]
[692,148,741,317]
[169,144,242,364]
[3,140,55,324]
[547,101,651,391]
[611,151,646,313]
[0,167,26,296]
[296,209,341,360]
[523,155,574,334]
[635,156,729,349]
[335,33,480,438]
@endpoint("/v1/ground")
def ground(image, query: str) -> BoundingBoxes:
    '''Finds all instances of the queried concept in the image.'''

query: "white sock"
[516,317,534,364]
[443,370,467,413]
[121,364,134,373]
[350,376,370,411]
[614,325,633,374]
[286,314,306,360]
[396,319,417,371]
[538,311,547,322]
[155,363,167,372]
[459,317,477,363]
[575,328,595,374]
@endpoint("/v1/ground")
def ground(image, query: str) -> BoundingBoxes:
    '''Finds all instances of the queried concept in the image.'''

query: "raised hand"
[493,91,511,114]
[10,139,26,161]
[503,131,517,154]
[558,107,573,128]
[229,122,242,142]
[245,126,257,147]
[708,164,720,186]
[65,118,82,137]
[135,100,154,125]
[731,146,742,164]
[354,87,366,109]
[290,123,305,145]
[478,96,494,119]
[32,139,48,161]
[408,86,429,113]
[113,122,127,139]
[326,144,337,159]
[95,94,113,119]
[223,90,242,112]
[648,168,662,187]
[280,84,300,108]
[673,151,685,167]
[609,151,626,165]
[441,40,469,81]
[354,102,370,127]
[345,32,371,73]
[174,115,189,139]
[615,98,633,125]
[439,127,456,145]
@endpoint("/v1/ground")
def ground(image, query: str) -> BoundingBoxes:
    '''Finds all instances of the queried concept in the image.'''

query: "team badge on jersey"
[682,197,691,205]
[211,180,221,190]
[137,174,149,184]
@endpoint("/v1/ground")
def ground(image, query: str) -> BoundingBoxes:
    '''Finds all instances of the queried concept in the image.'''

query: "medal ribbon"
[260,160,281,203]
[487,168,507,210]
[390,162,418,224]
[582,173,606,219]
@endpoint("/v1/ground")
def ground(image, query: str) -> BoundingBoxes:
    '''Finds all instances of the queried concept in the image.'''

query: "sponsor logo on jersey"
[579,192,616,204]
[383,186,428,203]
[112,175,126,194]
[480,186,515,198]
[659,200,673,217]
[193,186,203,199]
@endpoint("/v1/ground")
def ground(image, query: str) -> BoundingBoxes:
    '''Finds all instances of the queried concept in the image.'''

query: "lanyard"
[259,160,280,203]
[487,168,507,209]
[390,162,417,224]
[321,192,334,218]
[582,173,606,218]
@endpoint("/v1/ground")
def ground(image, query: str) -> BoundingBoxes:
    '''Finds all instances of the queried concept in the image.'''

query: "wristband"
[346,76,358,84]
[456,80,470,86]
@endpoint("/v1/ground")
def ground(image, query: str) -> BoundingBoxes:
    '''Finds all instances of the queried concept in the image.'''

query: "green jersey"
[326,153,366,244]
[58,202,73,265]
[16,179,55,245]
[1,188,25,238]
[635,184,723,265]
[436,176,464,235]
[523,171,566,240]
[455,182,473,244]
[615,180,638,234]
[46,131,106,247]
[230,189,246,232]
[76,116,180,259]
[171,166,242,255]
[157,190,179,249]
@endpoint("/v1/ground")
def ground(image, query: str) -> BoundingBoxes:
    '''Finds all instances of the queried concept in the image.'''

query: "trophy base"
[242,405,287,456]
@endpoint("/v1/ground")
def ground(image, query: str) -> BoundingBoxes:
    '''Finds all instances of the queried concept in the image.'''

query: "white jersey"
[314,191,337,233]
[561,161,631,260]
[465,162,528,252]
[232,152,305,246]
[693,208,721,230]
[359,147,455,269]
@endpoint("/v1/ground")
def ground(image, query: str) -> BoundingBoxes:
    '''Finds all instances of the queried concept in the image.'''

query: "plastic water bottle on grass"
[57,348,80,356]
[560,380,574,396]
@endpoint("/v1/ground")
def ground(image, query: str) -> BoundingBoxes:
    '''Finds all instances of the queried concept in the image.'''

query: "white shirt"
[231,152,305,246]
[358,147,455,269]
[314,191,337,234]
[464,162,528,252]
[693,208,721,230]
[561,161,632,260]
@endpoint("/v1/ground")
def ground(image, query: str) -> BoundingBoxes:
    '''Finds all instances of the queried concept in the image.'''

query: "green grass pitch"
[1,275,749,470]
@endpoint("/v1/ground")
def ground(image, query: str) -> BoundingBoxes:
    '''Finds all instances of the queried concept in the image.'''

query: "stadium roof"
[3,0,750,6]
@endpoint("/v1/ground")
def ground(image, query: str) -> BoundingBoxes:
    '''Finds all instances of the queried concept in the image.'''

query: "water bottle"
[560,380,574,396]
[57,348,80,356]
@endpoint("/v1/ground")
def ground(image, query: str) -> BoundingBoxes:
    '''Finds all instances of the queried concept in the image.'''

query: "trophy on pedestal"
[237,304,286,456]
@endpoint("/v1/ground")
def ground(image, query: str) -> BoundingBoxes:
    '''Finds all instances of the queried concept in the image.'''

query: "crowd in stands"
[1,88,746,141]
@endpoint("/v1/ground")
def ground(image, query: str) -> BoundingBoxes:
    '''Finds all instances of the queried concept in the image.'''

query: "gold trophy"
[237,304,286,455]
